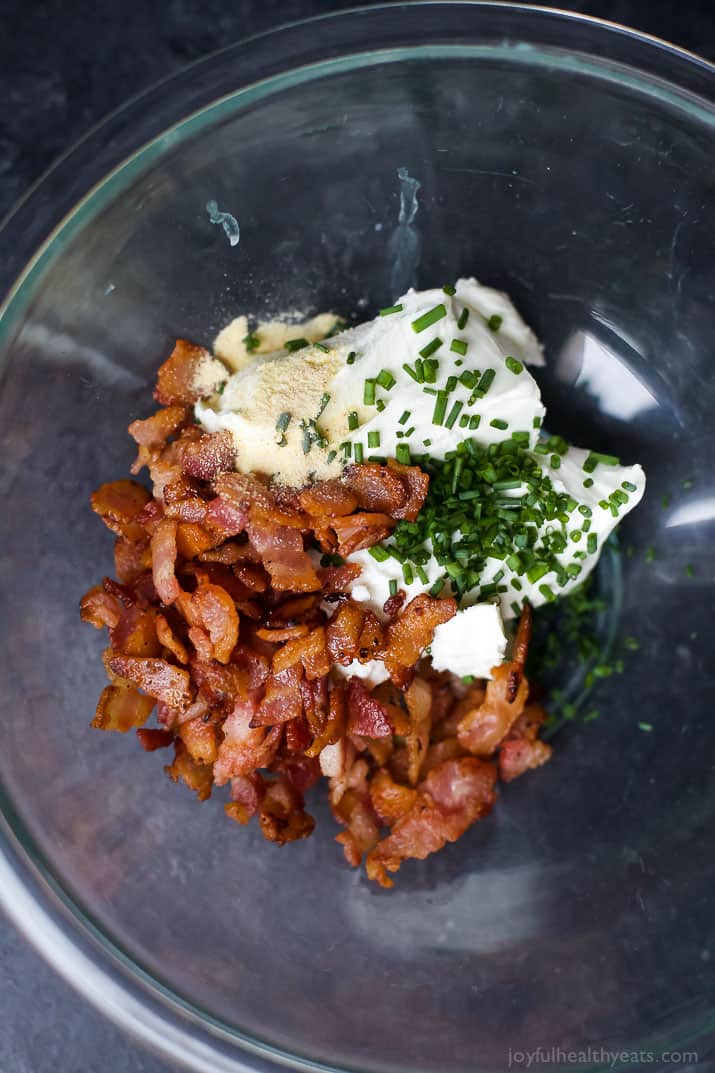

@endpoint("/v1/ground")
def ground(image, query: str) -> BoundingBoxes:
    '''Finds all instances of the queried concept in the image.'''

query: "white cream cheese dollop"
[196,278,645,682]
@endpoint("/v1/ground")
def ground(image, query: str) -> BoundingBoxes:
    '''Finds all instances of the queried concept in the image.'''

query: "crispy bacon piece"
[182,430,236,481]
[179,714,219,765]
[165,740,213,800]
[225,773,266,824]
[190,658,243,708]
[356,610,385,663]
[299,480,358,518]
[155,613,189,664]
[385,459,430,521]
[326,600,365,665]
[383,589,406,618]
[300,675,329,737]
[136,728,174,751]
[365,757,497,887]
[384,595,457,686]
[80,585,123,630]
[213,698,282,785]
[204,497,249,540]
[331,512,396,556]
[154,339,216,405]
[151,517,181,605]
[272,626,330,680]
[213,471,273,513]
[342,463,408,516]
[233,562,269,592]
[92,683,155,732]
[247,518,320,593]
[175,522,218,559]
[317,563,361,595]
[177,581,239,664]
[109,605,160,657]
[91,480,151,542]
[305,682,345,757]
[369,768,418,825]
[114,539,152,585]
[346,678,393,738]
[259,777,315,845]
[107,655,193,711]
[499,737,552,781]
[252,665,303,726]
[404,677,432,786]
[128,405,189,468]
[331,756,380,866]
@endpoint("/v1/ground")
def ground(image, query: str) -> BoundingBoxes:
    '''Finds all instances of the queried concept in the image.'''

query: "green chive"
[403,563,414,585]
[369,545,389,562]
[354,443,364,463]
[527,563,549,583]
[375,399,386,413]
[442,284,456,296]
[346,351,357,365]
[376,369,396,390]
[583,477,594,488]
[243,330,260,352]
[399,411,412,427]
[459,414,469,428]
[347,411,359,431]
[683,478,694,489]
[459,370,478,390]
[487,314,503,331]
[380,304,403,316]
[538,583,555,601]
[446,375,458,392]
[276,412,292,433]
[621,480,636,492]
[645,544,657,563]
[423,358,439,383]
[469,415,481,430]
[402,362,419,382]
[341,441,351,459]
[429,578,445,597]
[432,392,448,426]
[314,341,330,353]
[316,392,331,419]
[505,356,523,375]
[396,444,411,465]
[587,533,597,554]
[366,430,380,449]
[551,454,561,469]
[445,400,464,430]
[638,722,653,733]
[476,368,496,396]
[422,438,432,447]
[533,416,542,429]
[510,601,521,616]
[412,304,447,333]
[419,337,443,359]
[389,578,399,597]
[457,308,470,330]
[490,418,509,431]
[363,379,376,405]
[326,450,337,464]
[285,337,309,352]
[450,339,468,356]
[685,563,695,577]
[585,450,620,469]
[414,358,425,383]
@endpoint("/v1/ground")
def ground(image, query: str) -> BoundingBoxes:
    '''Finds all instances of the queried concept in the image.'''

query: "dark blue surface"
[1,3,714,1072]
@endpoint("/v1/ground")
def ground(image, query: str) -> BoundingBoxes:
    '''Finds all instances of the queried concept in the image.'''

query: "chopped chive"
[585,450,620,470]
[402,563,414,586]
[570,530,582,542]
[419,337,443,359]
[445,400,464,430]
[538,583,555,601]
[341,441,351,459]
[314,341,330,353]
[661,493,670,509]
[243,330,260,352]
[534,443,549,455]
[375,399,386,412]
[645,544,657,562]
[367,430,380,449]
[457,307,470,330]
[412,303,447,333]
[442,283,456,296]
[578,505,592,517]
[476,368,496,396]
[388,578,399,598]
[685,563,695,577]
[376,369,396,390]
[583,477,594,488]
[423,358,439,383]
[533,416,542,429]
[432,392,448,426]
[363,379,376,405]
[587,533,597,554]
[487,314,503,331]
[353,443,364,463]
[622,480,637,492]
[429,578,445,597]
[459,414,470,428]
[450,338,468,356]
[527,563,549,583]
[398,410,411,426]
[369,545,389,562]
[422,438,432,447]
[469,414,481,430]
[446,375,458,392]
[380,303,403,316]
[512,578,523,591]
[396,444,411,465]
[510,601,521,616]
[623,636,640,651]
[402,362,419,382]
[414,358,425,383]
[459,370,478,389]
[505,356,523,375]
[285,337,309,352]
[550,454,561,469]
[316,392,331,419]
[276,411,292,433]
[638,722,653,733]
[422,387,438,396]
[490,418,509,431]
[326,450,337,464]
[683,478,694,489]
[346,351,357,365]
[347,411,359,431]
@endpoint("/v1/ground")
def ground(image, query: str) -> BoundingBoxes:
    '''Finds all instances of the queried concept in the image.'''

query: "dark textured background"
[1,2,713,1072]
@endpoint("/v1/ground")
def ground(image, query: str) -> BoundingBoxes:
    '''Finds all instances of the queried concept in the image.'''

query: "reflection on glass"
[556,330,659,421]
[666,496,715,529]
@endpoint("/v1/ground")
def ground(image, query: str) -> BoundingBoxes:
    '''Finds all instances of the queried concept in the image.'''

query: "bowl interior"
[1,27,714,1073]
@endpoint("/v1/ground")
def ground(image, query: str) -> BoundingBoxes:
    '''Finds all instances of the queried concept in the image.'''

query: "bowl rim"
[1,5,715,1073]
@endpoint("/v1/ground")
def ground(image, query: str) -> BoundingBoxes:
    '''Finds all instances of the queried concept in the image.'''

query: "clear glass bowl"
[1,6,714,1072]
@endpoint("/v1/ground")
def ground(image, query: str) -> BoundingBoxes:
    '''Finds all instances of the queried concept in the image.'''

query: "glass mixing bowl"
[1,5,714,1072]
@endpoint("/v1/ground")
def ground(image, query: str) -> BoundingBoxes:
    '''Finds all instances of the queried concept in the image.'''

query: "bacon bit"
[179,714,218,765]
[107,655,193,711]
[384,595,457,686]
[284,717,313,754]
[182,430,236,481]
[300,675,329,737]
[356,610,385,663]
[498,738,552,782]
[231,643,271,691]
[155,613,189,664]
[165,739,213,801]
[199,541,245,565]
[457,663,529,756]
[109,605,161,658]
[213,472,274,514]
[347,678,393,738]
[326,601,364,665]
[365,757,497,887]
[92,683,155,732]
[129,405,189,449]
[151,517,181,605]
[274,753,322,795]
[225,773,266,824]
[114,539,152,585]
[175,522,217,559]
[259,777,315,845]
[268,594,320,627]
[299,480,358,517]
[233,562,269,592]
[80,585,123,630]
[331,757,380,865]
[331,512,396,556]
[342,463,408,516]
[383,589,406,618]
[318,737,350,779]
[256,624,310,643]
[369,768,418,824]
[213,699,282,785]
[91,480,151,542]
[204,497,248,540]
[509,702,549,743]
[252,664,303,726]
[177,581,239,664]
[272,626,330,680]
[404,677,432,786]
[154,339,215,405]
[317,563,361,595]
[385,459,430,521]
[422,736,465,775]
[305,683,345,757]
[136,728,174,751]
[248,518,320,593]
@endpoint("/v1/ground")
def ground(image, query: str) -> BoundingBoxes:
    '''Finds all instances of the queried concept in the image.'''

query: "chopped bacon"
[165,740,213,800]
[259,777,315,845]
[213,471,274,514]
[299,480,358,518]
[182,430,236,481]
[331,757,380,865]
[129,405,189,449]
[154,339,216,405]
[91,480,151,542]
[151,517,181,605]
[175,522,218,559]
[107,655,193,711]
[369,767,418,825]
[256,624,309,643]
[326,601,364,665]
[179,713,219,765]
[347,678,393,738]
[385,459,430,521]
[114,539,152,585]
[300,675,329,737]
[317,563,361,595]
[213,698,282,785]
[272,626,330,680]
[225,773,266,824]
[204,497,248,540]
[498,737,552,782]
[457,663,529,756]
[404,677,432,786]
[80,585,122,630]
[248,518,320,593]
[199,541,244,565]
[305,682,345,757]
[342,463,408,516]
[233,562,269,592]
[365,758,497,887]
[252,665,303,726]
[177,581,239,664]
[355,611,385,663]
[155,613,189,664]
[136,727,174,751]
[92,683,155,732]
[384,595,457,686]
[109,605,160,657]
[383,589,406,618]
[331,512,396,556]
